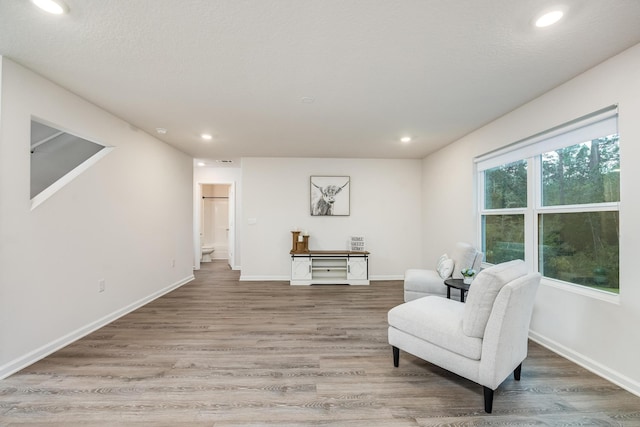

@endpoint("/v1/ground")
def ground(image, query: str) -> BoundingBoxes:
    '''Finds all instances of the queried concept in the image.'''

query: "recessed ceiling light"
[31,0,68,14]
[197,162,206,167]
[535,10,563,27]
[301,97,315,104]
[155,127,167,134]
[201,133,213,140]
[400,136,412,143]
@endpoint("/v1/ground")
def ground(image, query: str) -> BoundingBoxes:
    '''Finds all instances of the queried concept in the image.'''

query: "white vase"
[463,276,473,285]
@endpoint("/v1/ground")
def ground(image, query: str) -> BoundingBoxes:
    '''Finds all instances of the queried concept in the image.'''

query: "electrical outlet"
[98,279,105,293]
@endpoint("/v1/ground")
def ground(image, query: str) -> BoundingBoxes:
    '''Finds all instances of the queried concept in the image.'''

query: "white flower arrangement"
[461,268,476,278]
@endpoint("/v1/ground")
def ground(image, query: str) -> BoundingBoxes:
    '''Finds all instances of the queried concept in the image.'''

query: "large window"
[477,107,620,294]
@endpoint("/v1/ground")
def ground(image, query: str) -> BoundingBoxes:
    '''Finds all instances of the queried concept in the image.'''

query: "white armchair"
[404,242,483,302]
[388,260,541,413]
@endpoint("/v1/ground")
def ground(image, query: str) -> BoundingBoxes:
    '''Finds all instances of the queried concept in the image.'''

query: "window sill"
[540,277,620,305]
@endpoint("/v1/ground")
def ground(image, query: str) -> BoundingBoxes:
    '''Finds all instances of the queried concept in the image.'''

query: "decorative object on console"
[310,176,350,216]
[291,230,310,254]
[350,235,365,251]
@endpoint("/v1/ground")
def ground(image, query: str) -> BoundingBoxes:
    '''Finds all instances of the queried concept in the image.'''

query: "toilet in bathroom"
[201,246,215,262]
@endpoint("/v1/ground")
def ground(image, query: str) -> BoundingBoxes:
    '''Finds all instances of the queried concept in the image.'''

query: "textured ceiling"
[2,0,640,163]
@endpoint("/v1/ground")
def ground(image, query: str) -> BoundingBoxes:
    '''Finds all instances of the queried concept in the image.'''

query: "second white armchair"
[404,242,483,302]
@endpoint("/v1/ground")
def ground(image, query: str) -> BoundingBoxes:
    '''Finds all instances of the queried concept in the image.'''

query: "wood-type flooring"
[1,261,639,426]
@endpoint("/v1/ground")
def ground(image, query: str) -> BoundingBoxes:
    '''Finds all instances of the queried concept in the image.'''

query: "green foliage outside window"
[541,135,620,206]
[482,215,525,264]
[484,160,527,209]
[539,212,619,291]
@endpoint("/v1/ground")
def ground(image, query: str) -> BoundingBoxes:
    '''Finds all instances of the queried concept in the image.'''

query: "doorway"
[200,184,232,265]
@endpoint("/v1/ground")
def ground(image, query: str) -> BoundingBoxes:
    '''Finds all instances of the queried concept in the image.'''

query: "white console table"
[290,250,370,285]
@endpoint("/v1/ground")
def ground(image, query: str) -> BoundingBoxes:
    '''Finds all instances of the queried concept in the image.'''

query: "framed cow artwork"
[310,176,350,216]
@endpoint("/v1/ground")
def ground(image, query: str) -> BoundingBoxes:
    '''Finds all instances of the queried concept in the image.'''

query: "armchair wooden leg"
[392,346,399,367]
[483,386,494,413]
[482,364,520,413]
[514,363,522,381]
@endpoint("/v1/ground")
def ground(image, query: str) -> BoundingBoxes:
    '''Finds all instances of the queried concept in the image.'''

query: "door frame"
[194,181,236,270]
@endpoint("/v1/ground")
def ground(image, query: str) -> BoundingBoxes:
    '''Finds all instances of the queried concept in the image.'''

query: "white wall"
[240,157,423,280]
[193,165,242,270]
[421,44,640,394]
[0,58,195,379]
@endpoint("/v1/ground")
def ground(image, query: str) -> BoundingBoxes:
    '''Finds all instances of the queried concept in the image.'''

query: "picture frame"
[310,176,350,216]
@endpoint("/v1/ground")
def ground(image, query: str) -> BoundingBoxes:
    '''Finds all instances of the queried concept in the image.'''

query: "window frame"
[475,106,620,300]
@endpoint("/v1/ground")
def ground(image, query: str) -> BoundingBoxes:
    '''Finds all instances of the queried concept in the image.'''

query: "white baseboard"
[239,275,289,281]
[239,274,404,282]
[370,275,404,281]
[0,274,194,380]
[529,331,640,398]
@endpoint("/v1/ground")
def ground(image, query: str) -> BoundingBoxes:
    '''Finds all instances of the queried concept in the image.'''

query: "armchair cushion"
[436,254,454,279]
[388,296,482,360]
[436,253,448,269]
[463,260,528,338]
